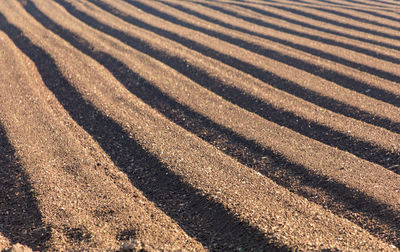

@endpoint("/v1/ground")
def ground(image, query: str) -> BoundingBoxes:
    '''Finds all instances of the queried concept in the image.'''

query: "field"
[0,0,399,250]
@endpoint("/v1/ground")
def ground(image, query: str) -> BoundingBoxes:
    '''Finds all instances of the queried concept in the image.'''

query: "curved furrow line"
[351,0,400,7]
[41,0,400,192]
[48,0,400,170]
[0,123,50,251]
[22,0,400,247]
[5,1,317,249]
[214,0,400,56]
[2,0,400,250]
[207,0,400,58]
[224,0,400,51]
[310,7,400,29]
[314,0,400,12]
[0,12,208,251]
[305,5,400,29]
[159,0,400,84]
[278,0,400,9]
[354,7,400,21]
[276,0,360,8]
[174,0,400,66]
[20,0,400,246]
[242,0,400,31]
[92,0,400,134]
[295,0,400,12]
[339,0,400,8]
[155,1,400,95]
[260,3,400,39]
[6,1,400,250]
[0,2,375,250]
[175,1,400,66]
[0,8,278,251]
[246,0,400,30]
[264,0,400,21]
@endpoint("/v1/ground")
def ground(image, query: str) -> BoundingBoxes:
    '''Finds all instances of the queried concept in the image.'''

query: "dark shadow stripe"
[254,0,400,30]
[189,0,400,72]
[338,0,400,8]
[19,2,400,247]
[301,0,400,12]
[224,0,400,51]
[2,7,285,251]
[308,7,400,30]
[257,4,400,40]
[286,0,400,16]
[159,1,400,94]
[0,123,50,250]
[51,0,400,169]
[273,0,400,9]
[100,0,400,135]
[97,0,400,134]
[276,0,400,29]
[354,8,400,22]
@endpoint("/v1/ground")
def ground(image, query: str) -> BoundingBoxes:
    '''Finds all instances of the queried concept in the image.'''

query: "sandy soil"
[0,0,399,251]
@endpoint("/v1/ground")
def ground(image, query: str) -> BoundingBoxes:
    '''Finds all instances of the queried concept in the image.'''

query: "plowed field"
[0,0,399,251]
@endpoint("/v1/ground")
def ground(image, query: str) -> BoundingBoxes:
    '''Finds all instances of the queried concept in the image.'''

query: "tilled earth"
[0,0,399,251]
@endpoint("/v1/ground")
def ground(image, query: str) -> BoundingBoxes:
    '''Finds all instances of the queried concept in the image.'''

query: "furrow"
[2,1,304,250]
[343,0,400,8]
[0,120,49,250]
[284,0,400,19]
[300,0,400,9]
[67,0,400,168]
[0,7,205,251]
[179,0,400,78]
[275,0,400,29]
[27,0,400,246]
[292,0,399,10]
[4,0,400,250]
[224,0,400,52]
[240,0,400,29]
[155,0,400,105]
[2,0,400,250]
[128,0,400,113]
[257,1,400,39]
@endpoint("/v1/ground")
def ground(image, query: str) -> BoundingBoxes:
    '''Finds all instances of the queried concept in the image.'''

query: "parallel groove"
[53,0,400,169]
[1,0,400,250]
[99,0,400,138]
[0,124,50,251]
[225,1,400,51]
[1,9,283,250]
[21,0,400,246]
[200,1,400,65]
[153,1,400,100]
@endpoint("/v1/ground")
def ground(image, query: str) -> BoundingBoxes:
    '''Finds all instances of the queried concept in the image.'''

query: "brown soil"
[0,0,399,251]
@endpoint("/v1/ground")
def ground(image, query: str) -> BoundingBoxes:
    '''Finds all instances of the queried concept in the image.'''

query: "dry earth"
[0,0,399,251]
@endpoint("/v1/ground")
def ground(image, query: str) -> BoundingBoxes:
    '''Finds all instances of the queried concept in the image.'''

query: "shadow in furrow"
[300,6,400,30]
[1,9,285,252]
[53,0,400,169]
[19,1,400,247]
[266,0,400,9]
[297,0,400,14]
[355,8,400,23]
[338,0,400,8]
[220,0,400,52]
[257,3,400,40]
[0,124,50,250]
[164,0,400,85]
[239,0,400,30]
[118,0,400,126]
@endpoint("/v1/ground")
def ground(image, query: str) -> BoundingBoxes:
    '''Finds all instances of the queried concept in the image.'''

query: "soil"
[0,0,399,251]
